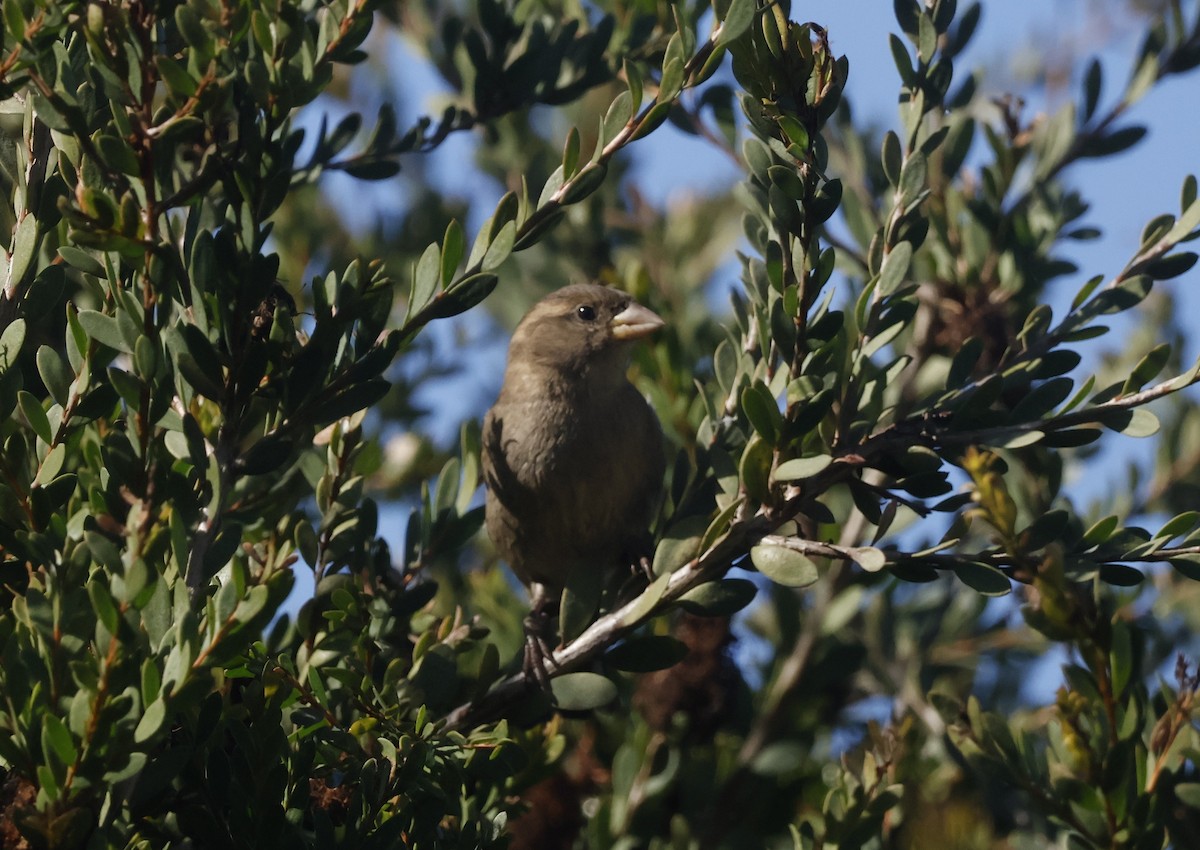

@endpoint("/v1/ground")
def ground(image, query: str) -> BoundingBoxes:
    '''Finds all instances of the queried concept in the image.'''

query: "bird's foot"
[613,551,656,606]
[634,553,654,583]
[522,605,559,690]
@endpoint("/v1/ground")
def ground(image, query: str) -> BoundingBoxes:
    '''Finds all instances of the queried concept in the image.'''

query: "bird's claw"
[635,554,654,583]
[522,607,559,690]
[613,551,656,605]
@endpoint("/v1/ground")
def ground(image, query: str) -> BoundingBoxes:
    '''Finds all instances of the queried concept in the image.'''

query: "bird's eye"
[576,305,597,321]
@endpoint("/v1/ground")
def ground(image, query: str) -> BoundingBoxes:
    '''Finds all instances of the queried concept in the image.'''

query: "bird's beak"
[609,302,664,341]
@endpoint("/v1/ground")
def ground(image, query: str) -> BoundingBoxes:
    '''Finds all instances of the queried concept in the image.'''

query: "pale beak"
[609,301,664,341]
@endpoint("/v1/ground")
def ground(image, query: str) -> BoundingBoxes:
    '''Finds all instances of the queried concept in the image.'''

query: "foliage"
[2,0,1200,848]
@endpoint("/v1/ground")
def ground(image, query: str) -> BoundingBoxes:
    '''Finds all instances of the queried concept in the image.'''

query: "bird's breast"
[484,378,663,589]
[500,391,655,520]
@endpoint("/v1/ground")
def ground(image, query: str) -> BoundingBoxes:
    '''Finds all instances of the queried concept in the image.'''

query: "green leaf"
[1009,377,1074,423]
[108,367,144,405]
[953,561,1011,596]
[776,115,809,150]
[34,443,65,487]
[659,33,685,100]
[1084,511,1118,545]
[623,58,643,114]
[1157,511,1200,541]
[540,165,566,208]
[36,346,72,406]
[1176,783,1200,809]
[1081,58,1102,121]
[1092,275,1152,315]
[175,324,224,398]
[86,530,122,571]
[944,341,982,391]
[1034,102,1076,179]
[88,577,121,636]
[22,265,66,323]
[881,131,902,186]
[718,0,757,46]
[601,92,632,147]
[1144,212,1173,247]
[512,209,565,251]
[550,672,618,711]
[236,585,270,623]
[35,765,59,802]
[541,168,567,212]
[481,220,516,271]
[410,242,440,316]
[889,33,915,86]
[1170,554,1200,581]
[893,0,919,35]
[559,162,608,205]
[750,543,820,587]
[8,214,37,287]
[78,310,132,354]
[714,338,737,396]
[741,380,780,443]
[1023,510,1071,550]
[308,378,390,425]
[457,420,482,515]
[1101,407,1159,437]
[467,193,518,267]
[916,12,937,62]
[1166,195,1200,245]
[341,159,401,181]
[39,473,76,509]
[898,152,927,209]
[0,317,26,372]
[848,546,887,572]
[561,127,581,178]
[1145,252,1197,280]
[157,55,198,97]
[876,241,912,297]
[236,434,294,475]
[1182,175,1197,212]
[559,561,603,643]
[652,515,709,576]
[3,0,26,39]
[419,272,498,322]
[174,3,208,47]
[750,741,806,777]
[633,104,681,147]
[19,390,51,443]
[621,571,670,627]
[135,698,168,743]
[1082,125,1146,158]
[774,454,832,481]
[1121,343,1170,394]
[677,578,757,616]
[739,434,772,503]
[175,355,221,401]
[999,429,1045,449]
[1070,274,1104,311]
[1099,563,1143,586]
[606,636,688,673]
[42,715,76,766]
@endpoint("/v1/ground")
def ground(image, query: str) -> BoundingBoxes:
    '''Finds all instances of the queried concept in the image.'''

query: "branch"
[441,516,766,731]
[934,364,1200,449]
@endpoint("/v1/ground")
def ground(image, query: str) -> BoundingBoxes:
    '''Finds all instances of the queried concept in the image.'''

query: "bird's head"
[506,284,664,385]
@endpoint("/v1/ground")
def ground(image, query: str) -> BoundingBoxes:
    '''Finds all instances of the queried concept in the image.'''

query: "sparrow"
[482,284,666,680]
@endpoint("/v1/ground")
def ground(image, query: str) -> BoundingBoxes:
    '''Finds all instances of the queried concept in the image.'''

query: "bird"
[482,283,666,682]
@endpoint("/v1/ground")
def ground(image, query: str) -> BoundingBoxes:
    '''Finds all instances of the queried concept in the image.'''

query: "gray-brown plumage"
[482,284,666,665]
